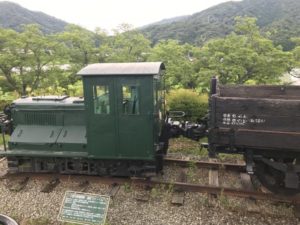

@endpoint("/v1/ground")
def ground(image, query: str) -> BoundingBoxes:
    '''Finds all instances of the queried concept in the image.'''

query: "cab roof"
[77,62,165,76]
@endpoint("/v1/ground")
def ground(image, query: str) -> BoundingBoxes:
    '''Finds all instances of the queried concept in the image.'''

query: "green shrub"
[0,89,18,110]
[166,89,208,121]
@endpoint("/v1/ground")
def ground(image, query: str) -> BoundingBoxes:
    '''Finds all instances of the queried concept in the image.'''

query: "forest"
[142,0,300,51]
[0,17,299,118]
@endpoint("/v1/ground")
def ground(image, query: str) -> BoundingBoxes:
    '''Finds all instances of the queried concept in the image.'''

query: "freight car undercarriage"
[170,120,300,195]
[208,144,300,195]
[6,156,160,177]
[252,153,300,195]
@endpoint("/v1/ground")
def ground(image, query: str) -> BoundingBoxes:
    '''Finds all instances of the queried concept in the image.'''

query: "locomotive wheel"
[254,159,300,196]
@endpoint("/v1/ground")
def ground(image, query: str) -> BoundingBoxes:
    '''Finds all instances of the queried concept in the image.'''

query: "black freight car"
[208,78,300,194]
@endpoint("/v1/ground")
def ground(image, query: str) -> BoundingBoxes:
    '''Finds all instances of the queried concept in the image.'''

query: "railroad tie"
[41,178,60,193]
[108,183,120,198]
[135,185,151,202]
[208,158,219,205]
[78,180,90,192]
[171,170,187,206]
[7,176,29,192]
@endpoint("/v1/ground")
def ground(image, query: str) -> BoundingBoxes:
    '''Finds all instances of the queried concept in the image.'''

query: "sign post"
[58,191,110,225]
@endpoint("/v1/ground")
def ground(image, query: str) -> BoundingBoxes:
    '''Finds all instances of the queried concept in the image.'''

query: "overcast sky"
[6,0,239,32]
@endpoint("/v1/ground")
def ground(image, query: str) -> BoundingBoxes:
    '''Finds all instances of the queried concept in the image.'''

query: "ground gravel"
[0,137,299,225]
[0,164,298,225]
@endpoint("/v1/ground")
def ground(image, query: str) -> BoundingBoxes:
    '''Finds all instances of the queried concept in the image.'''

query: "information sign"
[58,191,110,225]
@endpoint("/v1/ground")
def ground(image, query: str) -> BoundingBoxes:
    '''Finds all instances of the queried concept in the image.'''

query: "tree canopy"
[0,16,298,98]
[194,17,294,87]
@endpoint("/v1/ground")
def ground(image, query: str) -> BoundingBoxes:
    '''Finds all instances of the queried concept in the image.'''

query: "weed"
[22,217,51,225]
[168,137,207,156]
[0,134,9,146]
[167,183,174,194]
[123,182,131,193]
[218,190,230,208]
[187,161,197,182]
[150,185,161,199]
[196,195,210,208]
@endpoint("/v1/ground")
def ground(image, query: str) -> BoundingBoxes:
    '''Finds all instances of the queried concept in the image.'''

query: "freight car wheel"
[254,159,299,196]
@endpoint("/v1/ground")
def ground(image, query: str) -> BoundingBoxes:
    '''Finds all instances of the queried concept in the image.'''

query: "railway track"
[0,157,299,205]
[164,157,246,172]
[2,172,299,205]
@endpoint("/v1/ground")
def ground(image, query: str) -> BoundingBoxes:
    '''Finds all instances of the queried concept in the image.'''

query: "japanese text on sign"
[58,191,110,225]
[222,113,266,126]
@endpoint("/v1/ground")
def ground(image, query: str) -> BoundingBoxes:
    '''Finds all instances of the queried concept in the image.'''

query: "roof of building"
[77,62,165,76]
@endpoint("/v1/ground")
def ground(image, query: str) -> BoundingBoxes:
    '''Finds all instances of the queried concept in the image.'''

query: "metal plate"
[10,125,62,144]
[56,126,87,144]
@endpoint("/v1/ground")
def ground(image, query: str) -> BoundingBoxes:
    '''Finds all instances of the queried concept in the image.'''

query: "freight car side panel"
[219,85,300,99]
[210,95,300,151]
[213,97,300,132]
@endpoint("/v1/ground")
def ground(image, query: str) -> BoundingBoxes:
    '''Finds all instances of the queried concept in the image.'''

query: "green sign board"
[58,191,110,225]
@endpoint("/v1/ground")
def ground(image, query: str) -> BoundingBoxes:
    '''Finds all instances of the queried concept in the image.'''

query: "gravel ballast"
[0,172,298,225]
[0,136,298,225]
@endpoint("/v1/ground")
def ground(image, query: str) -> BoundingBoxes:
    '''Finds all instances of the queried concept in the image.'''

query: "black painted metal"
[0,214,18,225]
[208,79,300,194]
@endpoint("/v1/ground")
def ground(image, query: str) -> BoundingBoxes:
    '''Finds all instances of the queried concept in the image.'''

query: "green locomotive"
[1,62,168,177]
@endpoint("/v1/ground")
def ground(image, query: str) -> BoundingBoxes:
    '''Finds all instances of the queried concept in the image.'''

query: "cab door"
[116,76,154,159]
[85,77,116,157]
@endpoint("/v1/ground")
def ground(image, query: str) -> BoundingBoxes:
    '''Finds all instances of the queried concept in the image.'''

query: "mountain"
[0,1,68,33]
[141,0,300,50]
[141,15,189,28]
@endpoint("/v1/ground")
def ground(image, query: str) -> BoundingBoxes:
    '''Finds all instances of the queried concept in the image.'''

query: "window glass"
[93,85,110,114]
[122,85,139,114]
[153,80,158,108]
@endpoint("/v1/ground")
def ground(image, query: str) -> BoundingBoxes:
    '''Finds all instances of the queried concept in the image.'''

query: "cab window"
[122,85,139,115]
[93,85,110,114]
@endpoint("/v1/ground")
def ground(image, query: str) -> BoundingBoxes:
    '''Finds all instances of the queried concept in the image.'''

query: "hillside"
[141,0,300,50]
[141,15,189,28]
[0,1,68,33]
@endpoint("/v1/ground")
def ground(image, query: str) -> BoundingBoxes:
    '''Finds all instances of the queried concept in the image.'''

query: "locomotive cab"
[77,62,166,171]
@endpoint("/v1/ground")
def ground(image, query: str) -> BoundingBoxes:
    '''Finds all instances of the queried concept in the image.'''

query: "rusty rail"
[164,157,246,172]
[2,173,299,204]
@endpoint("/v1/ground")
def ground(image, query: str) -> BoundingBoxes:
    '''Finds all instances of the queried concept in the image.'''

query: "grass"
[0,134,9,146]
[187,161,197,182]
[168,136,244,161]
[19,217,51,225]
[168,136,208,156]
[123,182,132,193]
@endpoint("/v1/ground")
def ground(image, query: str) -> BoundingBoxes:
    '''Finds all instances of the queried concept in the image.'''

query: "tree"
[56,24,97,69]
[94,27,111,63]
[291,37,300,66]
[0,28,20,91]
[18,24,63,94]
[148,40,196,89]
[0,24,62,95]
[195,17,294,87]
[105,24,151,62]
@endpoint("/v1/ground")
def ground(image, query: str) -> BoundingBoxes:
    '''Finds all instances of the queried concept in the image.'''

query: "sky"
[5,0,238,32]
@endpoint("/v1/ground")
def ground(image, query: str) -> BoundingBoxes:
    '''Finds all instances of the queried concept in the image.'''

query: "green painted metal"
[5,96,87,156]
[117,76,153,158]
[2,149,88,157]
[84,76,155,160]
[2,62,165,164]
